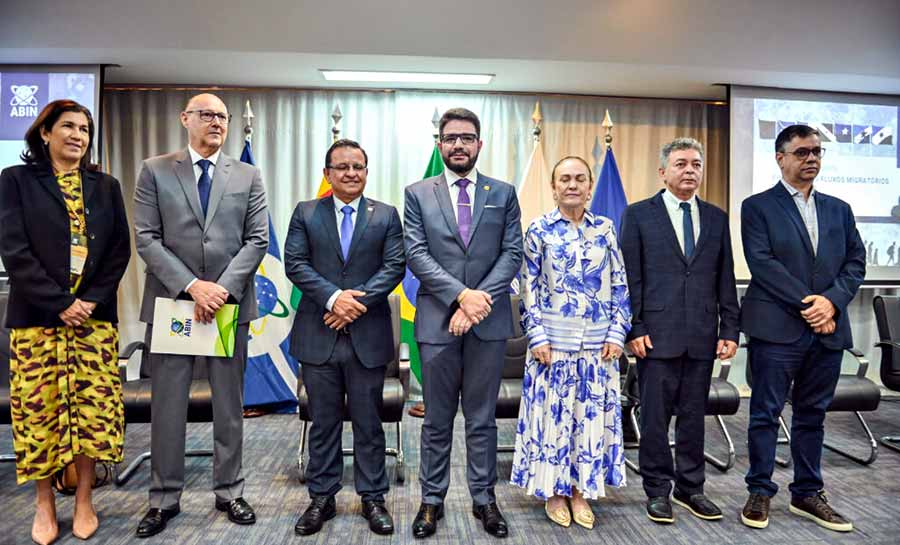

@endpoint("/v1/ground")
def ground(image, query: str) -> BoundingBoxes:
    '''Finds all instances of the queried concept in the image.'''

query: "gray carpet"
[1,398,899,545]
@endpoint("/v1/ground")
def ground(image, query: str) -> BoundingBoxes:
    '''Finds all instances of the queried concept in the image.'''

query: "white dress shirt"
[325,195,362,311]
[662,189,700,254]
[445,167,478,223]
[184,146,222,292]
[780,179,819,256]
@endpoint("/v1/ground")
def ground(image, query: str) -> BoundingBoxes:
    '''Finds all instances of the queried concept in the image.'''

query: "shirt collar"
[547,207,598,227]
[445,167,478,187]
[780,179,816,199]
[662,188,698,210]
[189,146,221,167]
[333,195,362,213]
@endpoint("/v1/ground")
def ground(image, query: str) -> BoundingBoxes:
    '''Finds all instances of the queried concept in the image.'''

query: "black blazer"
[284,195,405,368]
[620,190,740,360]
[740,182,866,349]
[0,163,131,328]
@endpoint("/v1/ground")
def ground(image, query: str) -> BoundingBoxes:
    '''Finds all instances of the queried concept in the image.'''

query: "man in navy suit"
[284,139,405,536]
[620,137,739,525]
[740,125,865,532]
[404,108,523,539]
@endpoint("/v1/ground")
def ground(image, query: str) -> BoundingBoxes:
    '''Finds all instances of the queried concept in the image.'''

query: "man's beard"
[443,150,479,175]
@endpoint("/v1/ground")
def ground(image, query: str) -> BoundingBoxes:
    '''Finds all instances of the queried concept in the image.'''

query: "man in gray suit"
[404,108,523,539]
[133,93,268,538]
[285,139,405,536]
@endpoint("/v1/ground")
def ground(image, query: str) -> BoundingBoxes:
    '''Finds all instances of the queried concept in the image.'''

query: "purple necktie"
[456,178,472,247]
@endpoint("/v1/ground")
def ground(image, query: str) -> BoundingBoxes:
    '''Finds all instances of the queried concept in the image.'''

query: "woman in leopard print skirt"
[0,100,130,544]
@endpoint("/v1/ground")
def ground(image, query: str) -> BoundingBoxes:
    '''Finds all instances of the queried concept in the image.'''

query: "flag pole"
[331,104,343,143]
[602,108,614,150]
[532,101,543,144]
[242,99,254,145]
[431,107,441,144]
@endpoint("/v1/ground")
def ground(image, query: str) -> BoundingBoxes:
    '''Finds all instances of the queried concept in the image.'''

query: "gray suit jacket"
[284,196,405,368]
[133,149,269,325]
[404,172,523,344]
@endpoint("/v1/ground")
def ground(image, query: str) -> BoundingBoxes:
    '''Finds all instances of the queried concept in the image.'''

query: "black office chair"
[873,295,900,454]
[296,294,410,483]
[115,340,215,485]
[0,291,15,463]
[622,354,741,474]
[745,341,881,466]
[496,295,526,453]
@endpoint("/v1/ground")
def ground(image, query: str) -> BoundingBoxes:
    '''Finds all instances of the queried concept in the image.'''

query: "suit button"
[85,208,90,215]
[341,272,347,277]
[685,271,691,277]
[200,266,206,273]
[203,237,210,243]
[89,233,95,240]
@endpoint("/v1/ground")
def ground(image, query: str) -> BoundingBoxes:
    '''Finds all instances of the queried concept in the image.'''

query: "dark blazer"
[620,190,740,360]
[0,163,131,328]
[284,195,405,368]
[740,182,866,349]
[403,172,523,344]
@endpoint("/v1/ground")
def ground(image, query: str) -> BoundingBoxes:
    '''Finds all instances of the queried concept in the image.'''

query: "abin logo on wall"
[9,85,39,118]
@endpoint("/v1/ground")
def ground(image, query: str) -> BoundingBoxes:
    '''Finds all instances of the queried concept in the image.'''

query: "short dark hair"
[551,155,593,184]
[775,124,819,152]
[325,138,368,167]
[22,99,96,169]
[439,108,481,138]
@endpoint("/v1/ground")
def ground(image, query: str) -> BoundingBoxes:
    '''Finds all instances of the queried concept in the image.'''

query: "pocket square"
[484,204,501,209]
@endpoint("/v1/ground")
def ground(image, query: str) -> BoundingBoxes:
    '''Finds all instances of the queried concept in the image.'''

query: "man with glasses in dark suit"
[740,125,865,532]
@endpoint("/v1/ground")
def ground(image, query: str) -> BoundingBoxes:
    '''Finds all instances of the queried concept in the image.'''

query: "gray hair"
[660,137,704,169]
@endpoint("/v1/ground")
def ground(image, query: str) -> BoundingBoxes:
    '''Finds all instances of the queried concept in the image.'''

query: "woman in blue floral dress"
[511,156,631,529]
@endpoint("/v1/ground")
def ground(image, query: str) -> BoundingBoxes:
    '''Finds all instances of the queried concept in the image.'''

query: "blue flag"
[241,139,301,412]
[590,147,628,233]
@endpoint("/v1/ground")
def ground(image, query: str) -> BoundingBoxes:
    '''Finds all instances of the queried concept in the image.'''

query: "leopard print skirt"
[9,319,124,484]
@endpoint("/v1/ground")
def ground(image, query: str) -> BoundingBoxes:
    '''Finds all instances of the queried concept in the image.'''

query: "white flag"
[517,139,552,230]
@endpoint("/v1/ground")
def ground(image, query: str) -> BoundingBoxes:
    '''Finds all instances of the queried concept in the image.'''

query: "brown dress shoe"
[741,493,770,529]
[789,491,853,532]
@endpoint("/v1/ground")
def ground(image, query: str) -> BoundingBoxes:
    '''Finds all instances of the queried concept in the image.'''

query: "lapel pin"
[483,185,490,191]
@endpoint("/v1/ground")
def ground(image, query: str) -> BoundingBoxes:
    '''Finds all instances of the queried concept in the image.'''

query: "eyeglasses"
[185,110,232,124]
[440,133,478,145]
[327,163,367,172]
[784,147,825,159]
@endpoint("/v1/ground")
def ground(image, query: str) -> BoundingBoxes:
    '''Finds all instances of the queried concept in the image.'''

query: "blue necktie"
[197,159,212,218]
[340,205,354,260]
[680,201,695,258]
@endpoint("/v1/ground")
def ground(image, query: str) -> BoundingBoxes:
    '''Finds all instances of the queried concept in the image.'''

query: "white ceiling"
[2,0,899,99]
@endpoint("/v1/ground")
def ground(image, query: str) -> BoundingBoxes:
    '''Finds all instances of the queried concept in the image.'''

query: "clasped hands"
[324,289,367,330]
[187,280,229,324]
[801,294,837,335]
[448,289,493,336]
[58,298,97,327]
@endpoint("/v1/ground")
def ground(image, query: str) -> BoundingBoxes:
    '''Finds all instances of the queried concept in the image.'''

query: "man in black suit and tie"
[284,139,405,536]
[739,125,865,532]
[620,137,739,525]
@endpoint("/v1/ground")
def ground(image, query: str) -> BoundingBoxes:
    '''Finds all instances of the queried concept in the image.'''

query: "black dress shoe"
[411,503,443,539]
[672,489,723,520]
[215,497,256,525]
[361,500,394,535]
[646,496,674,524]
[473,502,509,538]
[136,505,180,538]
[295,496,336,536]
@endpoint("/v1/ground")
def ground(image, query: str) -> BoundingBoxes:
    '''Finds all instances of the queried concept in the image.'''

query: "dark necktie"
[680,201,695,258]
[340,205,354,260]
[197,159,212,218]
[456,178,472,246]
